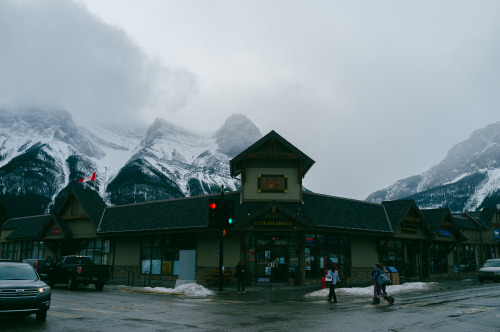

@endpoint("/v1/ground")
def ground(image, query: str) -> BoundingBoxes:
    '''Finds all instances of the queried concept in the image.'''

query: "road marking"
[70,307,117,314]
[49,311,82,318]
[454,307,489,315]
[398,302,427,308]
[105,305,143,311]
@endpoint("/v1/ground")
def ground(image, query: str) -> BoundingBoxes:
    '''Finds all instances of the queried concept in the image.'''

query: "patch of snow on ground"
[121,283,215,297]
[304,282,438,298]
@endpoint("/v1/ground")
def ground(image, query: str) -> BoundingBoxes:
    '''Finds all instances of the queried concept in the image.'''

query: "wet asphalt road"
[1,280,499,332]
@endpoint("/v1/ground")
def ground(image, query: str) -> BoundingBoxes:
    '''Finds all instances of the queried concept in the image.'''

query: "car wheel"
[95,280,105,290]
[67,277,78,289]
[36,309,47,321]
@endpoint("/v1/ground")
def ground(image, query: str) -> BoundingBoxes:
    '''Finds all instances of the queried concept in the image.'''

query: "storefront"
[2,130,500,287]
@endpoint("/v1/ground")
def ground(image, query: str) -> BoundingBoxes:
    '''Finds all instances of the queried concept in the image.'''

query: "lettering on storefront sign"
[48,228,61,235]
[401,222,417,233]
[438,229,451,237]
[253,220,294,227]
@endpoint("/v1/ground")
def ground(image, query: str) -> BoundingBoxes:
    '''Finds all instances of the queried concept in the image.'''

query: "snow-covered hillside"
[366,121,500,212]
[0,108,261,216]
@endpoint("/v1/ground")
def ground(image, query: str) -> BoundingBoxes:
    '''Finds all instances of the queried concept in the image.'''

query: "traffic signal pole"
[218,186,225,293]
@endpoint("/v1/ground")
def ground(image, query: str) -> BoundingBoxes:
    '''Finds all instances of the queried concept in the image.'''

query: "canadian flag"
[78,172,96,182]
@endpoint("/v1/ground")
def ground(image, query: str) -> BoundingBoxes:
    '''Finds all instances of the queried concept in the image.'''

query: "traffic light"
[225,200,234,228]
[208,199,221,228]
[208,198,234,229]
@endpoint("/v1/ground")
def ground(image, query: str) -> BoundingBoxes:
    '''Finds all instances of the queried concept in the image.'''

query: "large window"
[78,238,110,264]
[141,235,196,275]
[1,242,19,260]
[20,241,44,260]
[453,244,476,273]
[379,239,404,274]
[428,242,448,274]
[304,234,350,279]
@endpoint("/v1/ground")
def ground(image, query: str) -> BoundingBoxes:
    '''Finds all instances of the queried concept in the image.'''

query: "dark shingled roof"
[476,206,498,228]
[382,200,420,228]
[301,193,392,233]
[451,213,483,231]
[98,194,215,234]
[230,130,315,178]
[421,208,467,241]
[98,191,394,235]
[421,208,451,234]
[2,215,54,240]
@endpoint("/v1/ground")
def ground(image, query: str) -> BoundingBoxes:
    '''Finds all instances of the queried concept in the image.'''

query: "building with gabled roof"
[1,131,499,287]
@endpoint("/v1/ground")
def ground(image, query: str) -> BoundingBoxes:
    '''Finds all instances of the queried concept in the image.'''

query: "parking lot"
[1,279,499,332]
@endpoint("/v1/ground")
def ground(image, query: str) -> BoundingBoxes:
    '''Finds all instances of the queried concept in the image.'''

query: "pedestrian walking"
[326,264,340,303]
[372,262,394,305]
[235,261,246,293]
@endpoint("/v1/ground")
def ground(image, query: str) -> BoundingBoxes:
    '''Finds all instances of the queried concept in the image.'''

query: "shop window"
[78,239,110,264]
[141,235,196,275]
[453,244,476,273]
[305,234,351,279]
[428,242,448,274]
[1,242,19,260]
[379,239,404,274]
[20,241,44,260]
[485,245,496,260]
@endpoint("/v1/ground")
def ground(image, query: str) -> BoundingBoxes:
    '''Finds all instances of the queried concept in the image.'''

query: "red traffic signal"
[209,202,217,210]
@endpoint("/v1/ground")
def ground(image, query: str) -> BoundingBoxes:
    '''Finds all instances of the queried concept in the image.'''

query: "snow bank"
[119,283,215,297]
[304,282,438,298]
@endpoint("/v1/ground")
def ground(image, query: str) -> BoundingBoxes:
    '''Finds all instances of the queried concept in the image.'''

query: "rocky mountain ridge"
[366,121,500,212]
[0,108,261,217]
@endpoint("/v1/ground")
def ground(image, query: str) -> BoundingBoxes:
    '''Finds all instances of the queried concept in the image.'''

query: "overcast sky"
[1,0,499,200]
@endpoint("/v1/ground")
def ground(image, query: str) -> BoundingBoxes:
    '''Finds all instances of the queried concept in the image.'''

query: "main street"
[1,280,499,331]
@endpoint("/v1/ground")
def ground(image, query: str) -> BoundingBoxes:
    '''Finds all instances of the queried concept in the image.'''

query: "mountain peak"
[214,114,262,156]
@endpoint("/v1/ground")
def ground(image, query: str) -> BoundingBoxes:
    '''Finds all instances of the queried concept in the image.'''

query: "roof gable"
[230,130,315,178]
[52,187,107,228]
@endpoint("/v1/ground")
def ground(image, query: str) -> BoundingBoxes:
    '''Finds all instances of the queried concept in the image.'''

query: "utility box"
[386,266,399,285]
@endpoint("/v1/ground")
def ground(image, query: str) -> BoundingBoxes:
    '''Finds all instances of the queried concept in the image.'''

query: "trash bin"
[386,266,399,285]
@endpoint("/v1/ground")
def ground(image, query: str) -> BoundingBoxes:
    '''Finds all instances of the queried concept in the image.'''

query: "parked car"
[0,261,51,321]
[478,258,500,283]
[23,259,48,274]
[46,255,110,290]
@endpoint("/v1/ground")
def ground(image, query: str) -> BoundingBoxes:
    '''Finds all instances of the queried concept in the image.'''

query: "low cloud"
[0,0,197,126]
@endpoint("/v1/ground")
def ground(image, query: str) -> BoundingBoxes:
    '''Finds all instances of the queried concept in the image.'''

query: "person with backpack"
[326,264,341,303]
[372,262,394,305]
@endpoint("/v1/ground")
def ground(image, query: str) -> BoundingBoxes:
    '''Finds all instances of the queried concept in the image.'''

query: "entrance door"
[248,232,299,284]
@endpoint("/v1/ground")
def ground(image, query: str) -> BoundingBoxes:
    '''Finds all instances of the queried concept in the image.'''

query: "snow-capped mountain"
[366,121,500,212]
[0,108,261,217]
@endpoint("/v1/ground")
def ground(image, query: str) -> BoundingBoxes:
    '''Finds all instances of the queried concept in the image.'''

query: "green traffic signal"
[228,217,233,224]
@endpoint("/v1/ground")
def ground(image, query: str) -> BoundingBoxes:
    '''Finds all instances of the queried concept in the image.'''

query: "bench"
[205,269,232,286]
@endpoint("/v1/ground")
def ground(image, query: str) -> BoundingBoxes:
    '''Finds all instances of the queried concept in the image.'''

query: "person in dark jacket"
[235,261,246,293]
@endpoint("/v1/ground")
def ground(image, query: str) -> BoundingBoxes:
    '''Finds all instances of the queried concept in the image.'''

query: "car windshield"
[0,264,39,280]
[483,260,500,268]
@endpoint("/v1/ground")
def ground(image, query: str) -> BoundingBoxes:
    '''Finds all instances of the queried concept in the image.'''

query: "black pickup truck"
[46,255,111,290]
